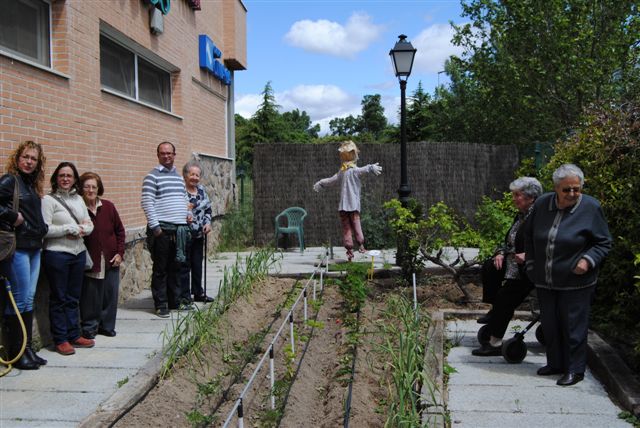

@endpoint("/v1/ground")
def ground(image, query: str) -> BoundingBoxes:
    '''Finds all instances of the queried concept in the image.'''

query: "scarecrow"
[313,141,382,261]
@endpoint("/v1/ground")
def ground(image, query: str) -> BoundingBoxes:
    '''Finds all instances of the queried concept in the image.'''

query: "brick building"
[1,0,246,232]
[0,0,247,308]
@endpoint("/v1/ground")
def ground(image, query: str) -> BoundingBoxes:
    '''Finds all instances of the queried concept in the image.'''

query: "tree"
[281,109,320,142]
[252,81,282,143]
[329,115,361,137]
[359,94,387,140]
[438,0,639,145]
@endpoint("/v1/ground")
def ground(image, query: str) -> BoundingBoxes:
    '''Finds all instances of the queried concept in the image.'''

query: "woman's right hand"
[494,254,504,270]
[14,212,25,226]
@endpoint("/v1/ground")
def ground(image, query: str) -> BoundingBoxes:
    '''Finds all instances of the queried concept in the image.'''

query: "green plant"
[375,295,433,427]
[116,377,129,388]
[185,409,215,426]
[618,411,640,427]
[217,179,254,251]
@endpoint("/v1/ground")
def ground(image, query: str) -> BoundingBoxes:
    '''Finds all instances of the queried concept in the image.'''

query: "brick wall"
[0,0,245,229]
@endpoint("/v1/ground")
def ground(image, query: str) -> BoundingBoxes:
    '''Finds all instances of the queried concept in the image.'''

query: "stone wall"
[253,142,519,247]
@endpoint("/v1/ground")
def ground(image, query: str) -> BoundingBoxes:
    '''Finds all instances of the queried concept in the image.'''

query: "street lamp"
[389,34,417,207]
[236,165,246,206]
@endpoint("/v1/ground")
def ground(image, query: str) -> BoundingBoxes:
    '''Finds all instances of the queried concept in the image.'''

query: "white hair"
[509,177,543,199]
[552,163,584,185]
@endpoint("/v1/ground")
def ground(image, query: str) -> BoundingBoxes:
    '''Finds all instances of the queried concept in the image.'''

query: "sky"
[233,0,468,134]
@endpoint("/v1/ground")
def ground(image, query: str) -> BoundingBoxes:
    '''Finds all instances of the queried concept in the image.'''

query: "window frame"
[0,0,53,69]
[99,23,179,114]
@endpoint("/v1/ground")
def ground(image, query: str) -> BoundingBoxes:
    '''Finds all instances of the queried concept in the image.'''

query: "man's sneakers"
[156,307,170,318]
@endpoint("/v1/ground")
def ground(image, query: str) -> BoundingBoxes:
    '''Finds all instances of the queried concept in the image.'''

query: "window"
[0,0,51,67]
[100,34,172,111]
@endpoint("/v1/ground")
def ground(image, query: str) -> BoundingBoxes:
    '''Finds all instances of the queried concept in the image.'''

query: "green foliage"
[474,193,517,258]
[360,94,388,140]
[360,197,395,249]
[541,102,640,369]
[440,0,640,146]
[384,198,425,279]
[217,180,253,251]
[618,411,640,427]
[333,262,369,312]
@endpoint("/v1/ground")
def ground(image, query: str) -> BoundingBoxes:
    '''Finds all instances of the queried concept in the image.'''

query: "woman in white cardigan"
[41,162,94,356]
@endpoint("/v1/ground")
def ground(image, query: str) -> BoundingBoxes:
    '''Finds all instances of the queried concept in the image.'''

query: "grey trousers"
[536,285,595,374]
[80,267,120,337]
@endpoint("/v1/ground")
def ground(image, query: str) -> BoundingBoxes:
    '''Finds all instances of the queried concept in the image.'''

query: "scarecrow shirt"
[315,162,378,212]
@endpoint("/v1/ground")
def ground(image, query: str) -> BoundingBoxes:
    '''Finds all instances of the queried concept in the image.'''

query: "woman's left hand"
[203,224,212,235]
[514,252,525,264]
[110,254,123,267]
[573,258,590,275]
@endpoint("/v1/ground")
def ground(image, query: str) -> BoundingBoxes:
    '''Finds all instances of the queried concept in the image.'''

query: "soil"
[115,274,487,427]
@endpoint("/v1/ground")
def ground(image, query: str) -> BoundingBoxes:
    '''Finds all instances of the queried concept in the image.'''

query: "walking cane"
[203,233,207,298]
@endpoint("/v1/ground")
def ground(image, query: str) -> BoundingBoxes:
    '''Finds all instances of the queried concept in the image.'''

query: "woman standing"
[79,172,125,338]
[42,162,94,355]
[472,177,543,356]
[525,164,612,386]
[180,161,214,303]
[0,141,48,370]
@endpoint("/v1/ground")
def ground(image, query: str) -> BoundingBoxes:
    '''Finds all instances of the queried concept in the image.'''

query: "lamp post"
[389,34,417,207]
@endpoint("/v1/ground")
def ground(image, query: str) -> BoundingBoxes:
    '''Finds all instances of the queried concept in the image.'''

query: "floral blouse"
[186,184,212,238]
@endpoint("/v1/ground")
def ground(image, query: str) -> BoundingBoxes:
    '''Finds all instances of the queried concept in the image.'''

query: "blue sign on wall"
[198,35,231,86]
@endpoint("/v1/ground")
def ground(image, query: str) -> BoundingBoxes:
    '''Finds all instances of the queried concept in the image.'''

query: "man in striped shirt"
[141,142,192,317]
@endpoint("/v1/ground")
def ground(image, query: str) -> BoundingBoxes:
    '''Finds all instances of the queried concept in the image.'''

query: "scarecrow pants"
[339,210,364,258]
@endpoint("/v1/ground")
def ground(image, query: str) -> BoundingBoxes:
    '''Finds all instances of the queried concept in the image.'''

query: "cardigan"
[83,198,125,273]
[42,190,94,256]
[524,192,612,290]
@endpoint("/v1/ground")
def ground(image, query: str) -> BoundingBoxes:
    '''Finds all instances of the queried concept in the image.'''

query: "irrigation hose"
[0,276,28,377]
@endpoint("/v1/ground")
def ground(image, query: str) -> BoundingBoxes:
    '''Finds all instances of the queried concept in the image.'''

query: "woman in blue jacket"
[525,164,612,386]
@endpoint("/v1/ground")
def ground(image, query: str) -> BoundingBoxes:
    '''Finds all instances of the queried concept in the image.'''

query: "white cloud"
[284,12,384,58]
[235,85,360,134]
[411,23,464,73]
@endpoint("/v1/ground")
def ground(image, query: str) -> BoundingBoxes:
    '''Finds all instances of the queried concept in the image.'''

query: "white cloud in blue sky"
[412,23,464,73]
[234,1,466,134]
[284,12,384,58]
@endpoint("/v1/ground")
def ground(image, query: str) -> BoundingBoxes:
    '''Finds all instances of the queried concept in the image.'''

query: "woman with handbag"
[79,172,125,339]
[0,141,49,370]
[41,162,94,355]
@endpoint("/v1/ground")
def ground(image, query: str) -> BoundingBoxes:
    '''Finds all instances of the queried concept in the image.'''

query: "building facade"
[0,0,247,315]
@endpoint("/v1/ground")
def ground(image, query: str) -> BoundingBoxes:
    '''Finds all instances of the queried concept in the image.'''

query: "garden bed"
[115,271,486,427]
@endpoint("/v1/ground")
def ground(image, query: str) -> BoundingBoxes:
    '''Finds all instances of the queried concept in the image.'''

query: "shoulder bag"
[0,177,20,261]
[51,194,93,271]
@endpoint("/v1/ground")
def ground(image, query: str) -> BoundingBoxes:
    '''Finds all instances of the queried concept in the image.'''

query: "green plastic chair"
[274,207,307,253]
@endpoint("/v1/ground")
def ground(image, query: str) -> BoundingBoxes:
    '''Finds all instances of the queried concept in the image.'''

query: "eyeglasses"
[561,186,581,194]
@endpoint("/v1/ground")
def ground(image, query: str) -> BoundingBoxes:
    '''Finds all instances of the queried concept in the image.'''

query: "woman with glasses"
[78,172,125,339]
[472,177,543,356]
[524,164,612,386]
[0,141,49,370]
[42,162,94,355]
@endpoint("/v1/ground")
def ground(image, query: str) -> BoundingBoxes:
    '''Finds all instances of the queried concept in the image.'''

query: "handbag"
[0,177,20,261]
[50,194,93,271]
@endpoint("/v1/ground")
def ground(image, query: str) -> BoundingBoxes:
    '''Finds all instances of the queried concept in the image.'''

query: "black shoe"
[471,344,502,356]
[156,308,170,318]
[13,353,40,370]
[477,312,492,324]
[537,365,563,376]
[25,347,47,366]
[557,372,584,386]
[98,329,117,337]
[193,294,214,303]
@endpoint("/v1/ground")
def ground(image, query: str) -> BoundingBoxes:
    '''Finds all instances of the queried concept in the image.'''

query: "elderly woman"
[525,164,611,386]
[79,172,125,338]
[42,162,95,355]
[0,141,49,370]
[472,177,543,356]
[180,161,214,303]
